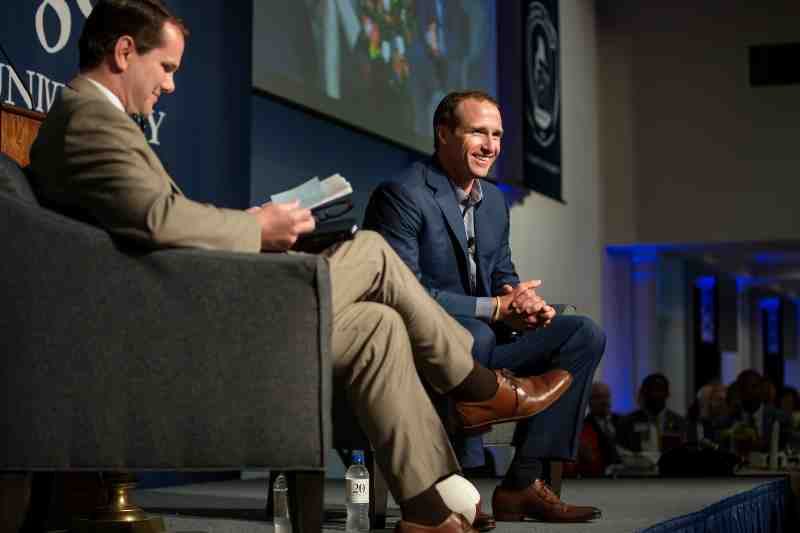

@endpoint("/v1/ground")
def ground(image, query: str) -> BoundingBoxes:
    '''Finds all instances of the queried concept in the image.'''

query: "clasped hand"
[496,280,555,330]
[247,200,315,251]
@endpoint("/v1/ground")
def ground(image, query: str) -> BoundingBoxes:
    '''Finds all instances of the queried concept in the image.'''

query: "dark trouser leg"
[492,315,605,461]
[452,317,498,469]
[481,315,605,487]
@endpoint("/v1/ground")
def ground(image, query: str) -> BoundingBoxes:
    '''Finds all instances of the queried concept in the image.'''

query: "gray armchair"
[0,149,332,533]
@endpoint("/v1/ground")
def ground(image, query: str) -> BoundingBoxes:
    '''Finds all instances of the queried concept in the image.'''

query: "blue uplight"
[696,276,716,344]
[736,275,752,293]
[631,246,658,264]
[759,297,780,311]
[753,252,785,265]
[694,275,716,290]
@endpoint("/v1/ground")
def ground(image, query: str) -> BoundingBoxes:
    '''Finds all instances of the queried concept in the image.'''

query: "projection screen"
[253,0,498,154]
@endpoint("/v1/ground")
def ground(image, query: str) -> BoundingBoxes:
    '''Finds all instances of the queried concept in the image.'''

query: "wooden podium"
[0,103,45,166]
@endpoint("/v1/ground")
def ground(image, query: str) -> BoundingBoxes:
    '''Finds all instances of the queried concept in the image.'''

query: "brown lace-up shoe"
[473,508,496,531]
[395,513,477,533]
[492,479,601,522]
[454,369,572,430]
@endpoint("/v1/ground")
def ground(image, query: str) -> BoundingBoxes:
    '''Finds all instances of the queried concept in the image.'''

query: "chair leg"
[20,472,106,532]
[365,450,388,529]
[287,471,324,533]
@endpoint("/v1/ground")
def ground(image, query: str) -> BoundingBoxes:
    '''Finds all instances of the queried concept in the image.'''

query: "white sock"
[435,474,480,523]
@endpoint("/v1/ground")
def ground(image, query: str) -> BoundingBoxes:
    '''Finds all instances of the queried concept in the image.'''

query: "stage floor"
[133,475,786,533]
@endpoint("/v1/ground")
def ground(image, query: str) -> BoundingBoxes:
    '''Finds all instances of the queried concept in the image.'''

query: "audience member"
[687,382,728,446]
[726,380,742,413]
[779,386,800,430]
[762,378,778,408]
[617,374,687,453]
[565,382,622,477]
[721,370,792,453]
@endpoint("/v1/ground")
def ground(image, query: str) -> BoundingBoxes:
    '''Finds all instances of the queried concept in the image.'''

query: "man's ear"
[112,35,136,72]
[436,124,448,147]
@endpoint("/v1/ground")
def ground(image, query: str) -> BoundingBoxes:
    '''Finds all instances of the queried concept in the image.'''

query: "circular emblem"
[525,2,559,148]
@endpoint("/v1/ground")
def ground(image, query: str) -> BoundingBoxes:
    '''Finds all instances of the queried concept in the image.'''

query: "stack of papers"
[271,174,352,211]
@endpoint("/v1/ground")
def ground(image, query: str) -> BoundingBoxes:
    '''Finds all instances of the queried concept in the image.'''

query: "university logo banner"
[522,0,562,202]
[1,1,168,146]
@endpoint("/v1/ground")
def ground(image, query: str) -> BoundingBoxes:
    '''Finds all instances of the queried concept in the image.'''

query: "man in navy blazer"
[364,91,605,523]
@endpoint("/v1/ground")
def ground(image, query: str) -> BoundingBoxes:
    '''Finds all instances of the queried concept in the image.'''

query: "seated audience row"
[565,369,800,477]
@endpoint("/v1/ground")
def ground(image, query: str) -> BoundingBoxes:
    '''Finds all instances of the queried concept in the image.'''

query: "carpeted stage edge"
[133,474,799,533]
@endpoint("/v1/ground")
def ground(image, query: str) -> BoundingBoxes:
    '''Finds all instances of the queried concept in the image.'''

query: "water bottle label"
[347,478,369,504]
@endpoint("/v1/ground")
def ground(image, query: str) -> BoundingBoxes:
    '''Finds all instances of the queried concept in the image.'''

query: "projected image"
[253,0,497,154]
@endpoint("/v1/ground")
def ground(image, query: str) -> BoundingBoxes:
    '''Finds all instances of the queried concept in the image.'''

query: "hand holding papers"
[269,173,358,253]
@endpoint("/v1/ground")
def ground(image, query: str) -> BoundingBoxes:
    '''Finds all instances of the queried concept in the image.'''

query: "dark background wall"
[250,93,423,220]
[1,0,251,208]
[166,0,252,208]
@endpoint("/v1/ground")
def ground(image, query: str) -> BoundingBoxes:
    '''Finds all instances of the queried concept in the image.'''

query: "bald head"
[589,382,611,417]
[698,383,727,419]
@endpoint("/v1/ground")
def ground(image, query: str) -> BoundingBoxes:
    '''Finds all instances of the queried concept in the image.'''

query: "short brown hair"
[79,0,189,70]
[432,90,500,150]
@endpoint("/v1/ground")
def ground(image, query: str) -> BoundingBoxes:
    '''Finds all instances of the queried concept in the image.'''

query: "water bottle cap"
[351,450,365,464]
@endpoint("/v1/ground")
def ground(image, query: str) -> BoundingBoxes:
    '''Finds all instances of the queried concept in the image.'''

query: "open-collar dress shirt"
[450,178,495,321]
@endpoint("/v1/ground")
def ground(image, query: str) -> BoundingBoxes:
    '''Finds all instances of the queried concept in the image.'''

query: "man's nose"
[162,74,175,94]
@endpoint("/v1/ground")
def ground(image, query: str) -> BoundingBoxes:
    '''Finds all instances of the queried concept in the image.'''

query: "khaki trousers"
[324,231,474,501]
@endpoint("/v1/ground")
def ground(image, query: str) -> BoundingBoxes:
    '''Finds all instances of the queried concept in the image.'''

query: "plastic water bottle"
[273,472,292,533]
[345,450,370,533]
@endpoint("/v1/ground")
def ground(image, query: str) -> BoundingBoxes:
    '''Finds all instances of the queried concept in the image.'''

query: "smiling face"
[119,21,184,115]
[436,97,502,188]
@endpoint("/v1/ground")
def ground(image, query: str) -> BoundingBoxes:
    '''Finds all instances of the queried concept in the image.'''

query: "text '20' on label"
[347,479,369,504]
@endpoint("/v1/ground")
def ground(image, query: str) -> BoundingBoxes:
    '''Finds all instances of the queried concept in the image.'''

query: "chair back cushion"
[0,152,38,204]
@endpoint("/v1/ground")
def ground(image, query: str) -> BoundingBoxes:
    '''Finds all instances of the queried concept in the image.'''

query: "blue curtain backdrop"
[0,0,252,208]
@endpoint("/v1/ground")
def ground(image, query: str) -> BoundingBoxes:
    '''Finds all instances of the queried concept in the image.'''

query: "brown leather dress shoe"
[454,369,572,430]
[492,479,601,522]
[473,510,496,531]
[396,512,477,533]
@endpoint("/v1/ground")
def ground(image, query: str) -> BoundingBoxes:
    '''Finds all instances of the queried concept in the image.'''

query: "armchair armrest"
[0,193,331,471]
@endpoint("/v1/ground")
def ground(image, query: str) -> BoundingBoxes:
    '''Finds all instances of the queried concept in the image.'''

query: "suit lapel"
[473,186,493,296]
[425,162,468,260]
[69,76,185,197]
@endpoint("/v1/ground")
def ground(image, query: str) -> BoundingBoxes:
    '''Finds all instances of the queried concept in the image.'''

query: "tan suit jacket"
[29,76,261,252]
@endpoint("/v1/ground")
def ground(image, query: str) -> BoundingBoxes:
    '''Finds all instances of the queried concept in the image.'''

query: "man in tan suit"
[29,2,572,531]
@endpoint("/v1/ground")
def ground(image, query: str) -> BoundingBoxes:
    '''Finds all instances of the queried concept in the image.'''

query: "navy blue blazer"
[364,159,519,318]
